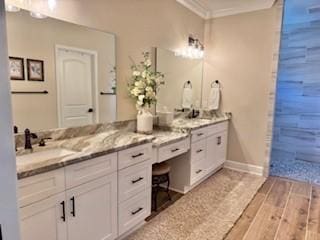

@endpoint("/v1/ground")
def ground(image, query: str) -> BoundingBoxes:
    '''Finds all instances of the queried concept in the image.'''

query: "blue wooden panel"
[271,0,320,183]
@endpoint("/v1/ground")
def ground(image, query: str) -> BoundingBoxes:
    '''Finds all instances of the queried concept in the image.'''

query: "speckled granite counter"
[170,114,231,132]
[151,130,189,147]
[16,130,154,179]
[16,113,231,179]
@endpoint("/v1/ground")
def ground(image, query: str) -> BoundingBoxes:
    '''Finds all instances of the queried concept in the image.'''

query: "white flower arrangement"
[128,52,164,109]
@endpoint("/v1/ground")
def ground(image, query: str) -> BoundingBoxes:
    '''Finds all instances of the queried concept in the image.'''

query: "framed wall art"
[27,59,44,81]
[9,57,25,80]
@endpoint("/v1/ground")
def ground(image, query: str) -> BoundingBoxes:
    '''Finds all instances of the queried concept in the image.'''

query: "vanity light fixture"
[5,4,21,12]
[30,11,47,19]
[175,36,204,60]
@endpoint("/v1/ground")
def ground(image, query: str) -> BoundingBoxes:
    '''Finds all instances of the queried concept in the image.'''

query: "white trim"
[176,0,210,19]
[55,45,99,127]
[210,1,276,18]
[224,160,264,176]
[176,0,276,19]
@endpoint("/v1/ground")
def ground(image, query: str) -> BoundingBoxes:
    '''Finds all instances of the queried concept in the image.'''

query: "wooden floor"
[225,177,320,240]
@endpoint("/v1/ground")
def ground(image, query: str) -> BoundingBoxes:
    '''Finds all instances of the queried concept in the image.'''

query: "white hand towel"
[182,87,193,109]
[208,84,220,110]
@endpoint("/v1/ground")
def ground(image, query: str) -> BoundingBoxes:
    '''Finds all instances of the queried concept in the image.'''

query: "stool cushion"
[152,162,171,176]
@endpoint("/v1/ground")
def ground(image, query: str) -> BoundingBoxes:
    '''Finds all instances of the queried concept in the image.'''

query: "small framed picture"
[27,59,44,81]
[9,57,25,80]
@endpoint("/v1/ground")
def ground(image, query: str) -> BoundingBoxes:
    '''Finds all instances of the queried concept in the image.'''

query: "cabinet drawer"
[118,188,151,235]
[207,121,229,136]
[18,169,65,207]
[191,128,207,143]
[65,153,117,189]
[191,139,206,163]
[118,161,152,203]
[190,160,207,185]
[118,143,152,170]
[158,138,190,163]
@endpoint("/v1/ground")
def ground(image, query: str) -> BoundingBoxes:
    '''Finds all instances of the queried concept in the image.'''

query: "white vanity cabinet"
[18,144,153,240]
[19,192,68,240]
[117,143,152,236]
[205,122,228,172]
[18,153,118,240]
[66,173,118,240]
[169,121,229,193]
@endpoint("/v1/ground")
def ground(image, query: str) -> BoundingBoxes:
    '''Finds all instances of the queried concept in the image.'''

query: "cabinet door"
[206,131,228,171]
[19,192,67,240]
[66,173,118,240]
[214,131,228,166]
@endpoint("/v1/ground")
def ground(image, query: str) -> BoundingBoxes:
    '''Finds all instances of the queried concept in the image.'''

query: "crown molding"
[210,0,276,18]
[176,0,276,19]
[176,0,210,19]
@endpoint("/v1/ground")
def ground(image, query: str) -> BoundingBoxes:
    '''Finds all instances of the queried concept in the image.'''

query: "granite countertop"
[16,115,231,180]
[151,130,189,147]
[16,130,154,179]
[170,114,231,131]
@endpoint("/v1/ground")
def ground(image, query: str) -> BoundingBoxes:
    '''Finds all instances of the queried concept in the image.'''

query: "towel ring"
[211,80,220,88]
[184,81,192,89]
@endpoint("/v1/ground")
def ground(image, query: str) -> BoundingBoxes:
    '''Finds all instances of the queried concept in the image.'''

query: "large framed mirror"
[7,8,116,132]
[155,47,203,113]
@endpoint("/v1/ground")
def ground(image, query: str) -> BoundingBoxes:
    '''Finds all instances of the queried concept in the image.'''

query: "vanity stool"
[152,162,171,211]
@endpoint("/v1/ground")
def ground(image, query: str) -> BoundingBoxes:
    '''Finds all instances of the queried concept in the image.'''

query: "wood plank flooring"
[225,177,320,240]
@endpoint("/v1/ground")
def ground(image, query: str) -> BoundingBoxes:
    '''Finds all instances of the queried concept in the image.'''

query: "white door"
[206,134,217,172]
[19,193,67,240]
[66,173,118,240]
[57,47,96,128]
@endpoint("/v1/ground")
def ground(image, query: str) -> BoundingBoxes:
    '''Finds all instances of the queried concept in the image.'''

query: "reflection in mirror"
[7,9,116,132]
[155,48,203,113]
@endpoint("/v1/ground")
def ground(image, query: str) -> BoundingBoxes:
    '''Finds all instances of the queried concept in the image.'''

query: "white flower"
[144,59,151,67]
[145,86,153,92]
[138,95,145,102]
[141,71,147,78]
[133,71,140,76]
[135,81,145,88]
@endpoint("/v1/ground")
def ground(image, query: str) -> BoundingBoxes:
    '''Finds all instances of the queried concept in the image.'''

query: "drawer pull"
[196,149,203,153]
[196,169,202,174]
[131,207,143,215]
[132,153,144,158]
[171,148,180,153]
[70,196,76,217]
[131,177,144,184]
[60,201,66,222]
[197,133,204,137]
[217,136,222,145]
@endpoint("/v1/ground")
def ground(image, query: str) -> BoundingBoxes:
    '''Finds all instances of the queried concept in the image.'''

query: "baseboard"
[224,160,264,176]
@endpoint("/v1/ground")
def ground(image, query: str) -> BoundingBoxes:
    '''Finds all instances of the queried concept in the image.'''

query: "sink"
[16,148,76,164]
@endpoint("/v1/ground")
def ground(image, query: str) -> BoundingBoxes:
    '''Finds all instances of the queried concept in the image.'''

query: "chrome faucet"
[24,129,38,150]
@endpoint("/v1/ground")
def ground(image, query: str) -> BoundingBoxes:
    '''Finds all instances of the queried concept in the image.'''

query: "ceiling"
[176,0,276,19]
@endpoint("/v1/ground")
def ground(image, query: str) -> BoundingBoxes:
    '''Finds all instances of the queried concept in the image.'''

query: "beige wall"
[7,0,205,121]
[202,7,279,167]
[7,9,116,131]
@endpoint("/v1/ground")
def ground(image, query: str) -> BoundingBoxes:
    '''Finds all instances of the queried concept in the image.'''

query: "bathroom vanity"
[15,117,229,240]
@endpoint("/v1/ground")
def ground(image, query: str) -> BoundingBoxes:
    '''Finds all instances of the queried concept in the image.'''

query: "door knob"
[88,108,94,113]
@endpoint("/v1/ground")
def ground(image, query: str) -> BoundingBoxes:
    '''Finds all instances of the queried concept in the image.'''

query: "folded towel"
[208,83,220,110]
[182,87,193,109]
